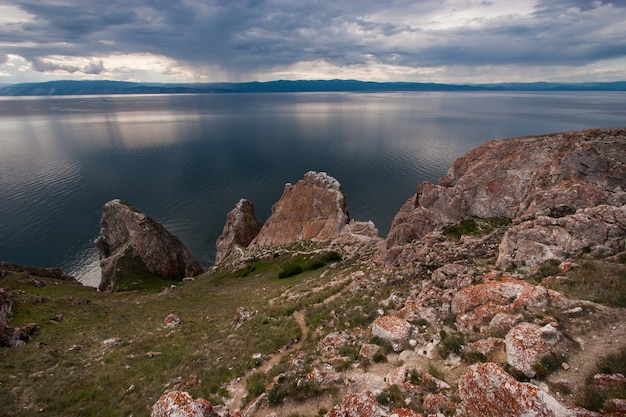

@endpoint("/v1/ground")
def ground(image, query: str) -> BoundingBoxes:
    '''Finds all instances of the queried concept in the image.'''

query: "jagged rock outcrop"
[458,362,596,417]
[214,199,262,265]
[94,199,203,291]
[249,171,351,248]
[497,203,626,269]
[383,128,626,265]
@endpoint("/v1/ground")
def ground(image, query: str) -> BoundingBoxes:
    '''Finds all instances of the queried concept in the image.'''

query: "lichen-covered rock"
[249,171,350,248]
[214,199,262,265]
[384,128,626,265]
[497,204,626,269]
[458,362,571,417]
[150,390,213,417]
[325,391,388,417]
[423,393,455,415]
[451,277,570,332]
[94,200,203,291]
[505,322,563,378]
[371,316,412,352]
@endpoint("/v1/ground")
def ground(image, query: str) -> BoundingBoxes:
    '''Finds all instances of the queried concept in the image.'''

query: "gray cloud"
[3,0,626,81]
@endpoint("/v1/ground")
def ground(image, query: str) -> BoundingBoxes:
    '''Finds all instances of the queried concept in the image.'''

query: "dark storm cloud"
[3,0,626,80]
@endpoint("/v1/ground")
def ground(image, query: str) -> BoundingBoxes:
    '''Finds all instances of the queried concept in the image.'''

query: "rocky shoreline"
[1,128,625,416]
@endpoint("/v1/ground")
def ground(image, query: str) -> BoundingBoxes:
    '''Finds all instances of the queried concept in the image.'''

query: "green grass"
[0,255,328,416]
[442,216,512,240]
[278,251,342,279]
[542,260,626,308]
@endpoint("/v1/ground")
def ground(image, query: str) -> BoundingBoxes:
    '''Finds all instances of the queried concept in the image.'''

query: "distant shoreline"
[1,79,625,96]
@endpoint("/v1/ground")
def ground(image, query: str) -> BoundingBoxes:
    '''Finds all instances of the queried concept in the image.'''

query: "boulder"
[505,322,563,378]
[384,128,626,265]
[458,362,574,417]
[214,199,262,265]
[497,204,626,269]
[371,316,412,352]
[423,393,455,415]
[325,392,388,417]
[451,277,571,332]
[150,390,213,417]
[94,199,203,291]
[249,171,350,248]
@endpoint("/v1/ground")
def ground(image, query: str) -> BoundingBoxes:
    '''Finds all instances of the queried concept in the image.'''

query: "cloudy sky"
[1,0,626,84]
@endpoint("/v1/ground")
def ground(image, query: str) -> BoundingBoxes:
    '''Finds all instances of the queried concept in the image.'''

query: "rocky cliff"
[94,199,203,291]
[382,128,626,267]
[214,199,263,265]
[2,129,625,417]
[215,171,379,264]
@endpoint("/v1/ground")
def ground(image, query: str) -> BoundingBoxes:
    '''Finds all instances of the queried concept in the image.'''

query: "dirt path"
[225,310,310,412]
[547,303,626,406]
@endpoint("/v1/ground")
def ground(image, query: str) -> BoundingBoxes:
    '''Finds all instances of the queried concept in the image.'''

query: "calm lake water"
[1,91,625,286]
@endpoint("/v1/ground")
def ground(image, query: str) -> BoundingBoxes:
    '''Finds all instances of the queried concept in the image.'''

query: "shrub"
[278,264,303,279]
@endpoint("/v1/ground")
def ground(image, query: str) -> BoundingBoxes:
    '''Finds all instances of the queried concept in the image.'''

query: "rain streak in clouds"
[1,0,626,83]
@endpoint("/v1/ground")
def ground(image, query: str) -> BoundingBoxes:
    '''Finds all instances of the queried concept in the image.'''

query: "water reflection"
[1,92,625,286]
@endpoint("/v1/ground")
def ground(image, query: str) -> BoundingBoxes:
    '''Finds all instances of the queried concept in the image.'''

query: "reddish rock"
[488,312,519,336]
[497,204,626,269]
[250,171,350,248]
[214,199,262,265]
[150,390,213,417]
[386,365,408,386]
[372,316,412,352]
[232,307,257,329]
[307,364,342,385]
[318,331,354,357]
[452,278,570,332]
[591,373,626,393]
[458,362,571,417]
[604,398,626,414]
[94,200,203,291]
[505,322,562,378]
[326,391,388,417]
[389,410,424,417]
[423,393,454,415]
[383,128,626,265]
[163,313,182,329]
[359,343,381,361]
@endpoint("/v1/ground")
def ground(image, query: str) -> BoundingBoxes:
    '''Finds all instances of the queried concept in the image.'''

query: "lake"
[1,91,625,287]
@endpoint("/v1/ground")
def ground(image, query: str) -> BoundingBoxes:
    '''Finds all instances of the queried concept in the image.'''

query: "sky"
[1,0,626,84]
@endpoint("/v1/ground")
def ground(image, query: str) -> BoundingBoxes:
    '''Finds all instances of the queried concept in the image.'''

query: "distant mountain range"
[1,79,625,96]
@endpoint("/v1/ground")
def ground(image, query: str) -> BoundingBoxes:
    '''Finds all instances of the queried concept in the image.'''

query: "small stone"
[561,362,570,370]
[146,351,162,358]
[68,344,82,351]
[162,313,182,329]
[102,337,122,345]
[565,306,583,316]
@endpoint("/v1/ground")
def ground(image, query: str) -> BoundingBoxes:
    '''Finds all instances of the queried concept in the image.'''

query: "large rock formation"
[94,199,203,291]
[383,128,626,265]
[497,203,626,269]
[214,172,380,265]
[214,199,262,265]
[249,171,351,248]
